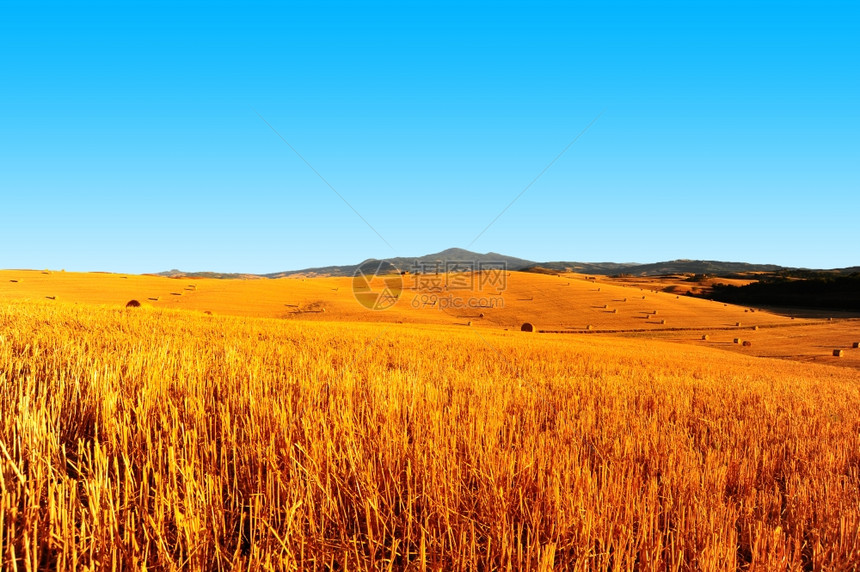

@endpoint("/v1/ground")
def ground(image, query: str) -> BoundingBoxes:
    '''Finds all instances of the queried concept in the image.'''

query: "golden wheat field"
[1,293,860,571]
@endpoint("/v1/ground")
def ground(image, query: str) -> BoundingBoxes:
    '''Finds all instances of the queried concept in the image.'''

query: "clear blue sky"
[2,1,857,273]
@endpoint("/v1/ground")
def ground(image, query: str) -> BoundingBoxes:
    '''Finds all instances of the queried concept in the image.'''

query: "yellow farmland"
[1,293,859,569]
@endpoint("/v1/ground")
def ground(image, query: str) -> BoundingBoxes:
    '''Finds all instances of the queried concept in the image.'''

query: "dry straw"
[1,299,859,569]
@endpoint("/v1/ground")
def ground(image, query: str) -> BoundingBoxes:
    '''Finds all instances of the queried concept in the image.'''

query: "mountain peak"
[433,247,478,257]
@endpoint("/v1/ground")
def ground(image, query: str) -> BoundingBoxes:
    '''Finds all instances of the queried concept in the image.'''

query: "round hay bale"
[701,334,709,340]
[125,299,141,308]
[660,319,666,324]
[466,321,472,326]
[853,342,860,349]
[735,322,742,327]
[520,322,534,332]
[753,326,759,331]
[742,340,752,347]
[833,349,844,357]
[586,324,593,330]
[733,338,742,344]
[478,313,485,318]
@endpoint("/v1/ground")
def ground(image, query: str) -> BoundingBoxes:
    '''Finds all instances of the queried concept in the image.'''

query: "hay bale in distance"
[735,322,742,327]
[734,338,742,344]
[521,322,534,332]
[833,349,844,357]
[125,300,141,308]
[701,335,709,340]
[742,340,752,347]
[853,342,860,349]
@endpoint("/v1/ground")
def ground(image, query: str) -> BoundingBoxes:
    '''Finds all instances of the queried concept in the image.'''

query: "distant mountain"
[264,248,536,278]
[384,248,536,273]
[158,250,856,279]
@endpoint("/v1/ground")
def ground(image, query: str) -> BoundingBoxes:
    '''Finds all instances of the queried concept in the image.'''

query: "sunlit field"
[3,269,858,370]
[5,0,859,569]
[2,298,859,570]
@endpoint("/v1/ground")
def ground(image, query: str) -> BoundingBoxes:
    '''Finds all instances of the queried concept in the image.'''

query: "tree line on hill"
[703,273,860,311]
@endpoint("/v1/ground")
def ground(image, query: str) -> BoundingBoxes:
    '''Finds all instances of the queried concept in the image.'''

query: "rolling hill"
[4,267,859,369]
[156,249,857,280]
